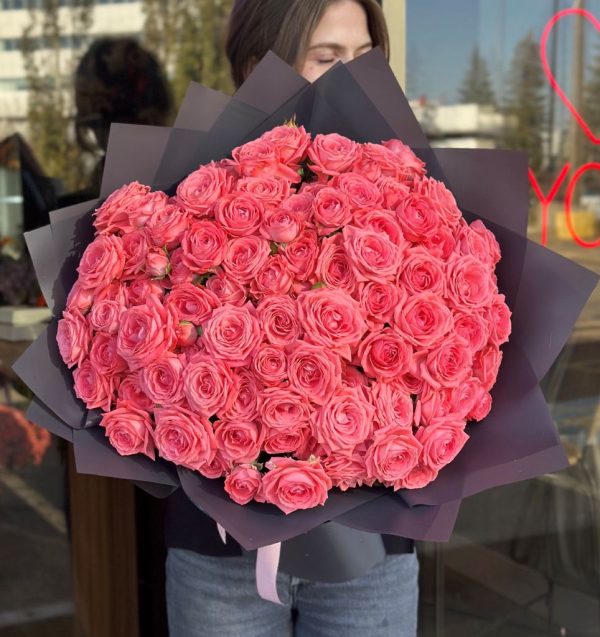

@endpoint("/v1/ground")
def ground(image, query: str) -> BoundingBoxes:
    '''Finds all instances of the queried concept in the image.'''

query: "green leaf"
[311,281,326,289]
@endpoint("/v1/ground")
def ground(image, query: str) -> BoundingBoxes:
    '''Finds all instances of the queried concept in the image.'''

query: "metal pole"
[547,0,560,171]
[568,0,586,204]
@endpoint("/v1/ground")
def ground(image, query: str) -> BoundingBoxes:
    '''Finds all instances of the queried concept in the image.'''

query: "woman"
[165,2,419,636]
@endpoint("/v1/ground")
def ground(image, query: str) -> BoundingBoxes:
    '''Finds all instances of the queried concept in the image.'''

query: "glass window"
[406,1,600,633]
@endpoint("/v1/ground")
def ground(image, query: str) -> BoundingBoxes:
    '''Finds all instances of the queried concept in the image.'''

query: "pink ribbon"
[215,522,283,605]
[256,542,284,605]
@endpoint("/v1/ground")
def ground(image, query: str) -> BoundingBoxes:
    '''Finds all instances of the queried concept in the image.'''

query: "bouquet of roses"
[14,51,597,583]
[57,124,510,516]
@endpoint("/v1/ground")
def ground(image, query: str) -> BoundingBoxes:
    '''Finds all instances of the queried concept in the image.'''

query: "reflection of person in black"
[164,3,419,637]
[59,37,173,208]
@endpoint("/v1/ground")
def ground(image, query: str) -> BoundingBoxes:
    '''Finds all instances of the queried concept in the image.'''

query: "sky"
[406,0,600,117]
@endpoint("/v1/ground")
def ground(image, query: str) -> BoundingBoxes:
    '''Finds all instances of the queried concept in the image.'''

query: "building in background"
[0,0,144,138]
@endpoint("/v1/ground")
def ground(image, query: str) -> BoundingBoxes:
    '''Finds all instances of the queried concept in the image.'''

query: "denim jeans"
[166,548,419,637]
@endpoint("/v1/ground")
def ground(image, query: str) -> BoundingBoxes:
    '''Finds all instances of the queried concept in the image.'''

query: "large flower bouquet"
[15,51,597,582]
[57,125,510,516]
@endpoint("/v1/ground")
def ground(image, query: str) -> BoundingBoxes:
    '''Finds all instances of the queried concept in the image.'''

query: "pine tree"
[20,0,93,191]
[459,46,496,106]
[502,32,547,172]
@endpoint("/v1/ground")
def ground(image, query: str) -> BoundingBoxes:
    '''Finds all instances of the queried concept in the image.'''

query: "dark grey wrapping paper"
[13,50,599,567]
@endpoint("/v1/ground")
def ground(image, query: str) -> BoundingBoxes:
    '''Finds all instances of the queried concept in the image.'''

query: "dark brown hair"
[226,0,389,88]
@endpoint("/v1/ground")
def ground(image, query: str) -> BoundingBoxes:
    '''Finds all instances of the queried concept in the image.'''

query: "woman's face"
[299,0,373,82]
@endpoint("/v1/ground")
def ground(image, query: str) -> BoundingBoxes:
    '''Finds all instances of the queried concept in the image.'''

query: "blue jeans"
[166,548,419,637]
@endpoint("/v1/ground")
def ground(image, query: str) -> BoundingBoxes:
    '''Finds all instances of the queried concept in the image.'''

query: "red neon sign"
[533,9,600,249]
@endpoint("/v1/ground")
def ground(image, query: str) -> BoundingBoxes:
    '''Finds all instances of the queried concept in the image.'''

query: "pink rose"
[222,235,270,283]
[322,450,369,491]
[145,247,170,278]
[165,283,221,325]
[220,368,259,421]
[73,359,115,411]
[394,293,453,348]
[371,381,413,429]
[232,138,299,182]
[423,225,457,261]
[95,281,128,306]
[140,352,185,405]
[117,372,154,411]
[365,426,422,489]
[415,386,453,427]
[312,187,352,234]
[146,203,189,249]
[472,344,502,391]
[343,225,402,283]
[250,255,293,300]
[357,328,413,379]
[280,230,319,282]
[287,341,342,405]
[457,219,501,267]
[312,387,374,453]
[198,452,231,479]
[224,464,263,505]
[381,139,426,182]
[341,364,369,392]
[413,177,462,228]
[416,419,469,471]
[332,173,384,211]
[352,152,383,182]
[202,303,262,367]
[468,388,492,421]
[175,163,234,217]
[181,220,228,272]
[297,288,366,360]
[358,281,403,330]
[400,463,438,489]
[57,309,92,368]
[121,229,150,279]
[259,388,311,454]
[66,281,95,314]
[214,419,263,464]
[361,143,407,179]
[453,311,489,352]
[399,247,445,296]
[214,192,264,237]
[260,124,311,166]
[260,207,303,243]
[280,191,314,222]
[94,181,151,235]
[77,234,125,289]
[128,190,170,230]
[394,193,441,243]
[446,255,497,310]
[116,296,177,370]
[420,337,472,389]
[483,294,512,346]
[315,234,357,295]
[448,377,487,421]
[154,405,216,469]
[235,176,290,208]
[262,457,332,514]
[375,176,410,209]
[308,133,361,179]
[126,276,165,307]
[89,333,128,376]
[101,404,154,459]
[392,370,425,396]
[205,269,247,306]
[168,248,194,286]
[256,295,301,346]
[352,208,406,247]
[183,355,238,418]
[175,322,198,348]
[263,420,312,456]
[252,344,287,387]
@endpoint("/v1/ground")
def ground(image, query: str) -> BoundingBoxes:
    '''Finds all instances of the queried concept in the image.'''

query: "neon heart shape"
[541,8,600,145]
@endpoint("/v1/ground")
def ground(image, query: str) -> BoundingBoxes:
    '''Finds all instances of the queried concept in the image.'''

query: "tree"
[20,0,93,191]
[459,46,496,106]
[142,0,234,108]
[501,32,547,172]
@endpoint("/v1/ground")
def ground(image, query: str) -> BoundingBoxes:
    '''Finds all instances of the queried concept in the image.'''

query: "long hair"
[226,0,389,88]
